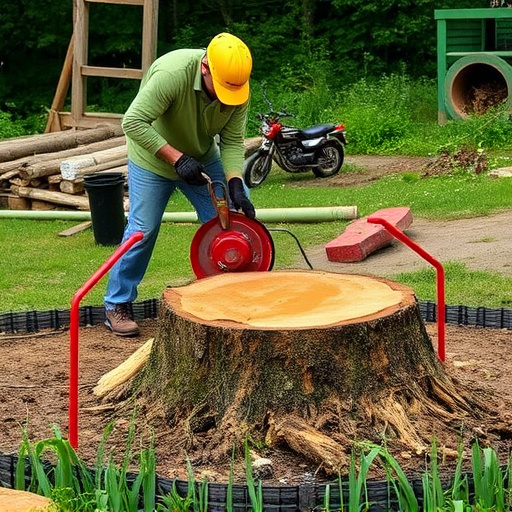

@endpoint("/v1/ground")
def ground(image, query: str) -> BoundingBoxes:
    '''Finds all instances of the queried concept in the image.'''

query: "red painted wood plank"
[325,207,413,262]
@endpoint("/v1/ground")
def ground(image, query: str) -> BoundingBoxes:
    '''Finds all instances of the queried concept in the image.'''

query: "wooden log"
[136,270,484,471]
[31,199,56,211]
[9,177,31,187]
[244,136,262,157]
[60,179,85,195]
[14,186,90,210]
[29,178,45,188]
[0,170,19,181]
[47,174,62,192]
[45,34,74,133]
[58,221,92,237]
[14,136,126,179]
[0,125,124,163]
[60,146,127,180]
[47,174,62,185]
[3,136,125,174]
[62,156,127,180]
[7,196,31,210]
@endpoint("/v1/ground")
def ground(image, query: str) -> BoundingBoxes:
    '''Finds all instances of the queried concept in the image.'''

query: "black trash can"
[84,172,126,246]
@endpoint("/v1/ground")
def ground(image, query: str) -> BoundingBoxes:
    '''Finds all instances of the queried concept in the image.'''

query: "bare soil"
[1,154,512,487]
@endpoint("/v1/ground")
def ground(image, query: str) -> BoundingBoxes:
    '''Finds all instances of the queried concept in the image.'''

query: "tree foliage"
[0,0,487,118]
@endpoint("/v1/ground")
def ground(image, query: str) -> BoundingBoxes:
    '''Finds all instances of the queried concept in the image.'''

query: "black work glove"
[174,155,208,186]
[228,177,256,219]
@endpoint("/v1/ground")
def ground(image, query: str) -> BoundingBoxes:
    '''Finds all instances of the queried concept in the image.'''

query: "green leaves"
[471,439,507,512]
[15,420,157,512]
[244,437,264,512]
[13,426,512,512]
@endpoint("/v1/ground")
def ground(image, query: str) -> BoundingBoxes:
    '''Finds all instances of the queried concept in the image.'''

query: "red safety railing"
[69,231,143,449]
[367,216,445,362]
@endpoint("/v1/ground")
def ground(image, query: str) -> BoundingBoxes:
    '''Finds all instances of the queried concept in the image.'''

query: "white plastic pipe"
[0,205,357,223]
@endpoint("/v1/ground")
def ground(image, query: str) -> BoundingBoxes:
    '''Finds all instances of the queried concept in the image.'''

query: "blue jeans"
[104,158,226,309]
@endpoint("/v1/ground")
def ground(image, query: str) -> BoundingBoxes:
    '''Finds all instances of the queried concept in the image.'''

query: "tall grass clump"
[12,426,512,512]
[247,77,341,138]
[247,44,348,136]
[248,72,512,159]
[436,103,512,153]
[335,73,437,155]
[15,420,157,512]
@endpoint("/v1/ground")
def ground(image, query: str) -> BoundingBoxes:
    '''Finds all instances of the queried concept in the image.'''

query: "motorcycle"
[243,108,347,188]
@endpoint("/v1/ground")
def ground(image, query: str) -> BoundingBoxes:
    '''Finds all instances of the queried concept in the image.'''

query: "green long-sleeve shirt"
[121,48,249,180]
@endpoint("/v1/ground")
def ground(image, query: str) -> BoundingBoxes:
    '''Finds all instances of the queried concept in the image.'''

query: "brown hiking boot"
[105,304,140,337]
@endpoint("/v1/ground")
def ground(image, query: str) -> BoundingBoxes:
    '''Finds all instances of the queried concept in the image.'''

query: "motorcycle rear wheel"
[312,140,344,178]
[243,151,273,188]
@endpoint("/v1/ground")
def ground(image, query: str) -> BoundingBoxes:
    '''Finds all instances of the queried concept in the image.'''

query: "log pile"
[0,130,262,211]
[0,125,127,211]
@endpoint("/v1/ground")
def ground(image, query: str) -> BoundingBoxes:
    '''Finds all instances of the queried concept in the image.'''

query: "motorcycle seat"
[299,123,335,138]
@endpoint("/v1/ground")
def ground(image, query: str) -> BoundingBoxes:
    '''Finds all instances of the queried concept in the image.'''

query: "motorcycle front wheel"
[243,151,273,188]
[312,140,344,178]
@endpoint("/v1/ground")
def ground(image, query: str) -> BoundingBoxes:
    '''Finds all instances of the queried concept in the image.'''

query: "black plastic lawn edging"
[0,453,435,512]
[2,299,512,334]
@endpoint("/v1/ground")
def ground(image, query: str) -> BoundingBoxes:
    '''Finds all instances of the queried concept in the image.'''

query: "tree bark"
[3,136,125,177]
[0,125,123,163]
[136,270,482,472]
[12,186,90,210]
[60,146,127,180]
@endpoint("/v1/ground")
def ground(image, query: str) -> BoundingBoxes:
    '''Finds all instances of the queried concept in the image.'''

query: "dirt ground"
[1,154,512,487]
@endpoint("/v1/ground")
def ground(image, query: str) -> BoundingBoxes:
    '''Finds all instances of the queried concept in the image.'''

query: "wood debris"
[0,125,126,211]
[1,127,260,211]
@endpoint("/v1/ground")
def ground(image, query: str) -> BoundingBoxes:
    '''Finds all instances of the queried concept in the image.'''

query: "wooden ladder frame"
[45,0,158,132]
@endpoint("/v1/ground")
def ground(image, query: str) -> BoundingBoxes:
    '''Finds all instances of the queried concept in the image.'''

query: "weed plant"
[15,425,512,512]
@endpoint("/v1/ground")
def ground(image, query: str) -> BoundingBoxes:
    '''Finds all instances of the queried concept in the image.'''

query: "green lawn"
[2,167,512,313]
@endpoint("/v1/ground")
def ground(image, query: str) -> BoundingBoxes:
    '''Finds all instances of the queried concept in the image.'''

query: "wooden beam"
[86,0,144,4]
[72,0,89,128]
[58,112,123,130]
[142,0,158,73]
[81,65,143,79]
[58,221,93,237]
[45,35,75,133]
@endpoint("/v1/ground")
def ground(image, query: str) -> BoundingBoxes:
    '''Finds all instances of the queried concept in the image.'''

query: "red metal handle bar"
[69,231,144,449]
[367,217,445,362]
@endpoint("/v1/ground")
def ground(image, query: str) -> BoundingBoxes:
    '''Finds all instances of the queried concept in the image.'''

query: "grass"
[3,74,512,313]
[16,425,512,512]
[2,168,512,312]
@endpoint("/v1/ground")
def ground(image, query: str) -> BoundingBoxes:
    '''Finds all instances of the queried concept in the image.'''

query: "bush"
[0,108,46,140]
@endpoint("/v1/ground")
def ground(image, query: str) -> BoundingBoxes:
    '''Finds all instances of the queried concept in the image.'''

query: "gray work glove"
[174,155,208,186]
[228,177,256,219]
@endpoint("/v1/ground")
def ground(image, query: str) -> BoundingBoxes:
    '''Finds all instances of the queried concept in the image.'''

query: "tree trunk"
[6,136,125,177]
[12,186,90,210]
[0,125,123,163]
[60,146,127,180]
[137,270,482,473]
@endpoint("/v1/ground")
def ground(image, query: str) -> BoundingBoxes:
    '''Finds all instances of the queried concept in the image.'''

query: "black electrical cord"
[267,227,313,269]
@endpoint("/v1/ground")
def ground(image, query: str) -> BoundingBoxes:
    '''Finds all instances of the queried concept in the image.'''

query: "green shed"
[436,8,512,123]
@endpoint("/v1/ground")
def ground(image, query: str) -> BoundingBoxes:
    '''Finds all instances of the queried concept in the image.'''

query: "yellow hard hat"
[206,33,252,106]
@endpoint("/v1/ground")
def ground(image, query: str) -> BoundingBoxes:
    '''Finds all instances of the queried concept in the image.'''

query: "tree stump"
[137,270,480,473]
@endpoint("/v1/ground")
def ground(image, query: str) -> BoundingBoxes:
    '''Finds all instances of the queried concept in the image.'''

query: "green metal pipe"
[0,205,357,223]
